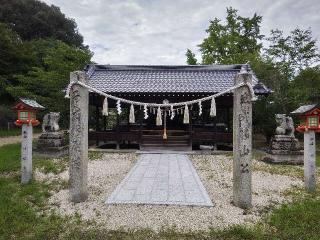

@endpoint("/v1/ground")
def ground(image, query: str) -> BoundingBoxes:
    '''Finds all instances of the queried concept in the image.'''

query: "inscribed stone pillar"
[21,124,33,184]
[304,131,316,192]
[233,68,253,209]
[69,71,89,202]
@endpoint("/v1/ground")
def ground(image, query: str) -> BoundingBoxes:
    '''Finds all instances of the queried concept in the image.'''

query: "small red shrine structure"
[13,98,45,127]
[291,104,320,133]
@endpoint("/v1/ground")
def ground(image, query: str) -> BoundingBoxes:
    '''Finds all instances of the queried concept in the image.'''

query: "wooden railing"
[89,129,232,145]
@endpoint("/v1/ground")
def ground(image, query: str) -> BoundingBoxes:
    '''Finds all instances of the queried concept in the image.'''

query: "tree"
[0,23,34,102]
[0,0,84,47]
[186,8,320,142]
[6,39,92,127]
[198,7,263,64]
[185,49,198,65]
[289,66,320,106]
[265,28,320,78]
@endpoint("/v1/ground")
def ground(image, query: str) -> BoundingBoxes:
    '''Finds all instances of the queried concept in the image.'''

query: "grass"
[0,143,68,174]
[0,144,320,239]
[0,143,21,173]
[266,193,320,240]
[317,152,320,167]
[0,127,41,138]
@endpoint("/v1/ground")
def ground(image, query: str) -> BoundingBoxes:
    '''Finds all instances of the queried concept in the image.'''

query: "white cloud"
[42,0,320,65]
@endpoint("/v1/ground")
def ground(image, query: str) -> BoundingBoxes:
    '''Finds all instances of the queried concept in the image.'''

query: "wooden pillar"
[226,107,230,132]
[139,108,143,145]
[233,67,252,209]
[189,109,193,148]
[69,71,88,203]
[95,105,100,131]
[116,112,120,149]
[304,131,316,192]
[103,116,107,131]
[95,105,100,146]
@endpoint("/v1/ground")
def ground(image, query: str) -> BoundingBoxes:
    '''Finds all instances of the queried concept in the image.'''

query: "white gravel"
[45,153,303,232]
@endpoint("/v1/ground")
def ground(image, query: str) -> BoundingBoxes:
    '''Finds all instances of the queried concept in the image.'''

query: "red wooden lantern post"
[13,98,45,184]
[291,104,319,192]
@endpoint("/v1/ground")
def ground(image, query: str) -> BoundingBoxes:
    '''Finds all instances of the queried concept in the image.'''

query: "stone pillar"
[233,68,252,209]
[69,71,89,202]
[304,131,316,192]
[21,124,33,184]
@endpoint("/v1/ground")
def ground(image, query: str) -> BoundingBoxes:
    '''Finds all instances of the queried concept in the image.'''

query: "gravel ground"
[43,153,303,232]
[0,133,41,147]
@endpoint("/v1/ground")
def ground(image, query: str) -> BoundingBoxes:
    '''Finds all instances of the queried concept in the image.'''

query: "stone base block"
[270,137,301,151]
[37,132,66,148]
[263,152,303,165]
[34,145,69,158]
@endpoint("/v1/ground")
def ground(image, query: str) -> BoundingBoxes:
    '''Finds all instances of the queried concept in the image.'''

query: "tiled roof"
[291,104,319,114]
[85,64,271,94]
[20,98,45,109]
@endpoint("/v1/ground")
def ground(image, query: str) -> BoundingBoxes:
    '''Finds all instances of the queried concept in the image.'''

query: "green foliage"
[199,7,263,64]
[266,28,320,78]
[0,0,84,47]
[185,49,198,65]
[267,199,320,240]
[289,66,320,106]
[187,7,320,141]
[0,0,92,127]
[6,39,92,127]
[0,23,34,102]
[0,104,16,127]
[0,143,21,172]
[0,176,71,240]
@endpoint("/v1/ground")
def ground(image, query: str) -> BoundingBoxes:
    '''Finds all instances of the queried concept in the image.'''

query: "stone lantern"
[291,104,319,192]
[13,98,45,184]
[13,98,44,127]
[292,104,320,133]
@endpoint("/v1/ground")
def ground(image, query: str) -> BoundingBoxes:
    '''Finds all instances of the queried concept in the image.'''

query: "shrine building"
[86,64,270,151]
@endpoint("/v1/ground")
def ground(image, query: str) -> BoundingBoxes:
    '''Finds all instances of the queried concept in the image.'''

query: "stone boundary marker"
[233,69,252,209]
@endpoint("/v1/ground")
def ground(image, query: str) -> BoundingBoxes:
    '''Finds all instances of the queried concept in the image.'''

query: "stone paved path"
[107,153,213,207]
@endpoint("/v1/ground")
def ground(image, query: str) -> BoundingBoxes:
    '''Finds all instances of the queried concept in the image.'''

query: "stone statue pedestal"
[264,135,303,164]
[35,132,68,158]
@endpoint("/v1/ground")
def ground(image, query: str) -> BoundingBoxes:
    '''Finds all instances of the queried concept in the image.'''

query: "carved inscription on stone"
[233,73,253,209]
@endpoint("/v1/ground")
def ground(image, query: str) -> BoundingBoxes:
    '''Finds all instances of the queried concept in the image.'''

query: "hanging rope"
[65,81,256,107]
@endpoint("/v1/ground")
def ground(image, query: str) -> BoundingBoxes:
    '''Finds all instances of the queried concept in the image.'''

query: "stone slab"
[263,153,303,165]
[107,154,213,207]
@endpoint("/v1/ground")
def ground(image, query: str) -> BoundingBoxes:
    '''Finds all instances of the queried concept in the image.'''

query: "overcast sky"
[42,0,320,65]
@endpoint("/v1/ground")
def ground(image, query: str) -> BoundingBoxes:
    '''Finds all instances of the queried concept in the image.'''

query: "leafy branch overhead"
[186,7,320,141]
[0,0,93,127]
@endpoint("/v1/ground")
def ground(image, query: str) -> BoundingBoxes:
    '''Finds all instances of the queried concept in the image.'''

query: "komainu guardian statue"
[275,114,295,137]
[263,114,303,164]
[42,112,60,132]
[36,112,68,158]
